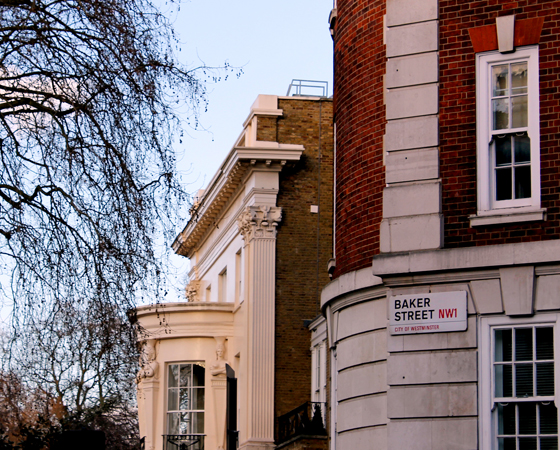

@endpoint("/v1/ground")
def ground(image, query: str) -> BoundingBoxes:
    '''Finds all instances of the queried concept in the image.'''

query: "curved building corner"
[323,1,560,449]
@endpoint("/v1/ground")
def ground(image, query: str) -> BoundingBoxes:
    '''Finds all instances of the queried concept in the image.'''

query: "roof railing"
[286,79,329,97]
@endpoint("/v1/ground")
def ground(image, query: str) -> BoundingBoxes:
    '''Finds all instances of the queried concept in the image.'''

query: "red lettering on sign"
[439,308,457,318]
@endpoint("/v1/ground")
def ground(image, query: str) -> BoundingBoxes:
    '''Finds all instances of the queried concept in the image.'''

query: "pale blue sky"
[161,0,334,295]
[165,0,334,188]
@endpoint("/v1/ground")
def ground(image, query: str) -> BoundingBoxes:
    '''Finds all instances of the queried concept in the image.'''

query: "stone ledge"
[372,239,560,277]
[469,207,546,226]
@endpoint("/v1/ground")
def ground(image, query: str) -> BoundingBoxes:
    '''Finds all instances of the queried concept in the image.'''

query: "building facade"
[135,94,333,450]
[321,1,560,449]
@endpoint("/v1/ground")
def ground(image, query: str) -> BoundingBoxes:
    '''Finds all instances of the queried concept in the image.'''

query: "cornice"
[136,301,235,317]
[135,302,235,340]
[242,108,283,128]
[172,144,303,258]
[190,188,280,280]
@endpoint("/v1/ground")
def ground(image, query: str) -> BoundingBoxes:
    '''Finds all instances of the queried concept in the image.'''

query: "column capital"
[237,206,282,241]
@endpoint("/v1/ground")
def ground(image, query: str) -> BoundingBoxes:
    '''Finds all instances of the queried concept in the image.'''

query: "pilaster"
[136,339,160,450]
[212,377,227,450]
[237,205,280,450]
[137,379,160,450]
[211,336,230,450]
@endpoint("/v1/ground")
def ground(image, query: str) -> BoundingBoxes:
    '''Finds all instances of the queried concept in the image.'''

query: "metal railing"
[286,79,329,97]
[277,402,327,444]
[163,434,205,450]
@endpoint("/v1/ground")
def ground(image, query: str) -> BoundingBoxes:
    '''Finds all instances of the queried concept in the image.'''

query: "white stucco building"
[135,94,333,450]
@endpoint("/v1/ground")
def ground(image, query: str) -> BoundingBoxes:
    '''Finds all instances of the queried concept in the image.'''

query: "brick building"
[319,0,560,449]
[135,94,333,450]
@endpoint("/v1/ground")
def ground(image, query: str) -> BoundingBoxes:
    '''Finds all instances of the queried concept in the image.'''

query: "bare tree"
[0,0,208,314]
[0,366,140,449]
[12,303,137,411]
[0,0,229,445]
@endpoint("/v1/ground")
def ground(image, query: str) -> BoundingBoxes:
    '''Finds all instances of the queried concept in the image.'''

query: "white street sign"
[389,291,468,335]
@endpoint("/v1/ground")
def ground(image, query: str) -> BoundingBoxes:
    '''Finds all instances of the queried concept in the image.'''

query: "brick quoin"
[333,0,386,278]
[440,0,560,247]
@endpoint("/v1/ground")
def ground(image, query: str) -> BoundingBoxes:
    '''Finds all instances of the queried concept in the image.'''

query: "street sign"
[389,291,468,335]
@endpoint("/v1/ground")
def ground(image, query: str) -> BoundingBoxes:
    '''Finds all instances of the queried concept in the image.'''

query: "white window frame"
[310,319,328,428]
[479,314,560,450]
[166,362,206,438]
[311,341,327,405]
[473,45,544,226]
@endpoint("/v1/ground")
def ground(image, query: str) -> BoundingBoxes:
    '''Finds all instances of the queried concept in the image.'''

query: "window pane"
[540,403,558,434]
[519,403,537,434]
[536,328,554,360]
[168,388,179,411]
[180,365,192,387]
[192,412,205,434]
[540,437,558,450]
[168,364,179,388]
[512,96,528,128]
[497,329,513,362]
[493,98,510,130]
[515,166,531,199]
[515,329,533,361]
[168,412,180,434]
[193,364,205,387]
[511,62,528,94]
[496,364,514,397]
[493,64,509,96]
[496,136,512,166]
[193,387,205,410]
[498,437,517,450]
[537,362,555,396]
[179,412,190,435]
[180,388,191,410]
[516,364,534,397]
[496,168,512,201]
[514,135,531,163]
[498,403,517,435]
[519,437,537,450]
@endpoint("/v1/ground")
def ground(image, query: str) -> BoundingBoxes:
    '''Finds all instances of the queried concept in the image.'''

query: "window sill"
[469,207,546,227]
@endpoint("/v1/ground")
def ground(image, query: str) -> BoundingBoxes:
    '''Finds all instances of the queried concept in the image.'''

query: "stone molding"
[237,205,282,241]
[371,239,560,277]
[185,280,200,302]
[210,336,230,377]
[137,339,159,382]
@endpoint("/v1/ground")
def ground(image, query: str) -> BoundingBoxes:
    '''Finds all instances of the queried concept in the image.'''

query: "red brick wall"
[333,0,386,277]
[274,99,334,428]
[440,0,560,247]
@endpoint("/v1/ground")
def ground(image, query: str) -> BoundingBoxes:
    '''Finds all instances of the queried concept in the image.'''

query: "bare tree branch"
[0,0,235,447]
